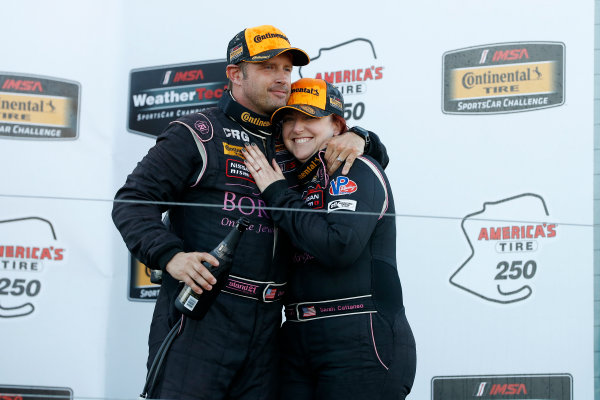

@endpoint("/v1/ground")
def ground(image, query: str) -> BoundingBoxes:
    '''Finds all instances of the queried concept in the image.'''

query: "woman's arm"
[243,144,388,268]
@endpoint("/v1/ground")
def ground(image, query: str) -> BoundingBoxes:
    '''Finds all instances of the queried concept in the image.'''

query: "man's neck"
[220,90,272,136]
[229,89,269,117]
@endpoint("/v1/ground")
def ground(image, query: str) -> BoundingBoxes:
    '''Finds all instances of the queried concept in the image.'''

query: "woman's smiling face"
[281,110,342,163]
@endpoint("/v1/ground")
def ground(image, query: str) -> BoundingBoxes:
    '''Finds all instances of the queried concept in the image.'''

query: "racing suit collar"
[219,91,272,138]
[295,150,329,188]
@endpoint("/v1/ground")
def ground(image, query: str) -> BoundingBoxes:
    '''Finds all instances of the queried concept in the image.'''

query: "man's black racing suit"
[112,92,388,400]
[262,151,416,400]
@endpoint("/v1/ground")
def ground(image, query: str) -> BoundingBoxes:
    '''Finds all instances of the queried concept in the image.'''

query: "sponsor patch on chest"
[302,186,324,209]
[226,159,254,182]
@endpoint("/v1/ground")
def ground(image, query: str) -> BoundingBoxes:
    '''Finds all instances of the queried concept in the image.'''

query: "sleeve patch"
[327,199,357,213]
[191,113,214,142]
[328,176,358,196]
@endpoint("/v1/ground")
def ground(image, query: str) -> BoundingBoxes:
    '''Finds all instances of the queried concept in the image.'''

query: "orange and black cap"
[271,78,344,123]
[227,25,309,66]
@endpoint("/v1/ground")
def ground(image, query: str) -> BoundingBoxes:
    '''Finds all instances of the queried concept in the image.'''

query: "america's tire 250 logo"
[0,217,67,318]
[450,193,556,304]
[297,38,384,123]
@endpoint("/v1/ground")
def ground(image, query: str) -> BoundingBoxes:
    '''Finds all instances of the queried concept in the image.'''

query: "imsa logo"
[0,72,80,139]
[442,42,565,114]
[432,374,572,400]
[0,385,73,400]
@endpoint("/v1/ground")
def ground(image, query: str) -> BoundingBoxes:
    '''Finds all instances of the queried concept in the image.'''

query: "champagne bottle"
[174,217,250,319]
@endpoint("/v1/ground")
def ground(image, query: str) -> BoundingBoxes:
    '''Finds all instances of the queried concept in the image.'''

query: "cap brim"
[270,104,331,123]
[247,48,310,66]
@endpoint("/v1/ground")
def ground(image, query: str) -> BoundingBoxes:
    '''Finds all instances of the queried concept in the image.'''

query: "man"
[112,25,387,400]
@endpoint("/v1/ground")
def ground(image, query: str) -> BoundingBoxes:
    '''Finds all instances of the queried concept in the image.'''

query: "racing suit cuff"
[261,179,289,206]
[157,247,183,271]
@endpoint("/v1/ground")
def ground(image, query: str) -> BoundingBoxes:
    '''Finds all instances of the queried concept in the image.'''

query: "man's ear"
[226,64,242,86]
[332,115,346,136]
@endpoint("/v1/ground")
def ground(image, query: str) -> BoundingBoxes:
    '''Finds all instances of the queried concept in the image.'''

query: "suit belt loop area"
[222,274,286,303]
[285,295,376,322]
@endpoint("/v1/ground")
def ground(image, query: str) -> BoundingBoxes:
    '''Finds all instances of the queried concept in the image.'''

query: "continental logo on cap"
[254,32,290,44]
[251,55,270,60]
[230,44,243,61]
[300,105,316,115]
[241,112,270,127]
[291,87,319,96]
[223,142,245,158]
[329,97,343,111]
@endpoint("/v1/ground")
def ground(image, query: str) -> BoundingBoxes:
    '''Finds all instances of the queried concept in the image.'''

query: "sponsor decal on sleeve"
[191,114,213,141]
[327,199,357,212]
[0,73,80,140]
[329,176,358,196]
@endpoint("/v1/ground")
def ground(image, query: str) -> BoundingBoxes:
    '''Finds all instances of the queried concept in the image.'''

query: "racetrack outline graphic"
[450,193,549,304]
[0,216,58,317]
[298,38,377,78]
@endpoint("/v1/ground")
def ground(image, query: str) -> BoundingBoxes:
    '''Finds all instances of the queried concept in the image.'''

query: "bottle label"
[184,295,199,311]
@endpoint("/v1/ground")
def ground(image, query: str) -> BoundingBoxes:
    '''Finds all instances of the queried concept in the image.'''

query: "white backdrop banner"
[0,0,593,399]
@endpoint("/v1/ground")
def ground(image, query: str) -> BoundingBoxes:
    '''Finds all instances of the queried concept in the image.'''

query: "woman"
[242,78,416,400]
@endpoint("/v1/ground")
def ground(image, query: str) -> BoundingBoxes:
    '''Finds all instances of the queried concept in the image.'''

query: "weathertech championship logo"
[450,193,556,304]
[298,38,384,123]
[0,73,80,139]
[0,217,66,318]
[128,60,228,137]
[442,42,564,114]
[432,374,572,400]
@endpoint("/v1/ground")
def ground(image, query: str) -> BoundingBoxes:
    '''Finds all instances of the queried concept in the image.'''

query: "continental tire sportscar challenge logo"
[128,255,159,301]
[0,217,67,318]
[450,193,556,304]
[0,73,80,139]
[128,60,228,137]
[442,42,564,114]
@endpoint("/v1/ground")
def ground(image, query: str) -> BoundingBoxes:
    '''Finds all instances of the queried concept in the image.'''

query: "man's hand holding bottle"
[166,252,219,295]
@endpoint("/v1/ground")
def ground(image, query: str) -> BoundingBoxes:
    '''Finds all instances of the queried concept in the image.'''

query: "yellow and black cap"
[271,78,345,123]
[227,25,309,66]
